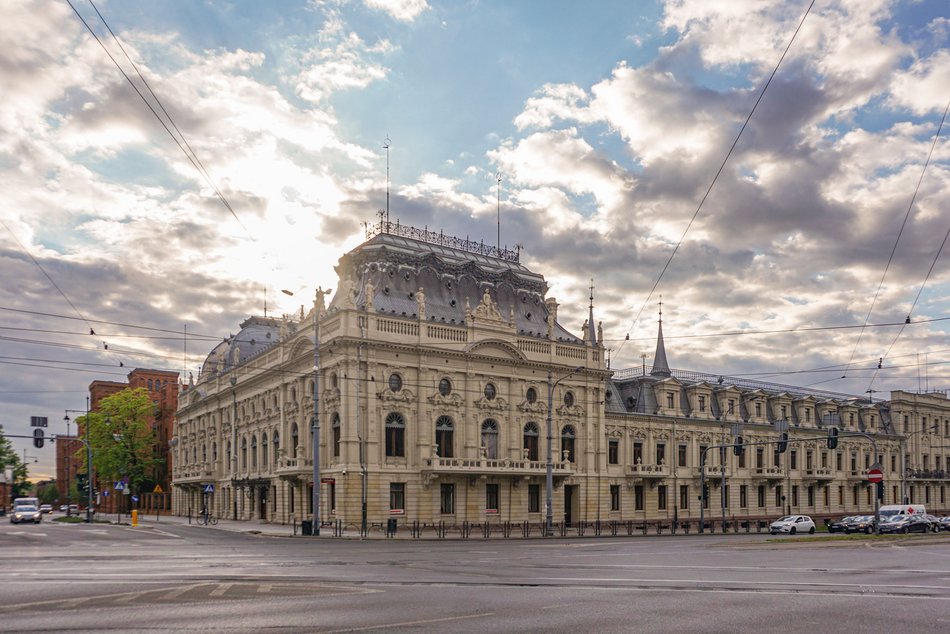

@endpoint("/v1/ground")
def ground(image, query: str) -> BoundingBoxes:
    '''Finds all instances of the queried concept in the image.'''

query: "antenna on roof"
[383,136,392,228]
[495,171,503,250]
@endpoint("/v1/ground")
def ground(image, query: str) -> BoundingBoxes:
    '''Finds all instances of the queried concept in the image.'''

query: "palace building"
[171,222,950,529]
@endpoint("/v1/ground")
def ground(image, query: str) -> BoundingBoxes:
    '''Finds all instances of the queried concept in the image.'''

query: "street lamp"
[311,287,331,537]
[545,365,583,537]
[229,376,238,520]
[64,397,93,523]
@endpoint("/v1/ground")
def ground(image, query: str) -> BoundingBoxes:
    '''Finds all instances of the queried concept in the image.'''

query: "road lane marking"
[210,583,233,597]
[258,584,273,593]
[534,576,950,592]
[323,612,494,632]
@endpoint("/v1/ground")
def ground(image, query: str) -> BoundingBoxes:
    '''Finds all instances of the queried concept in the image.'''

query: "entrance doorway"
[258,488,268,520]
[564,485,578,527]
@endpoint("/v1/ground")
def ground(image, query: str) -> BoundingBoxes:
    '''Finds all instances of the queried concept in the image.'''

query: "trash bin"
[387,518,397,537]
[301,520,313,536]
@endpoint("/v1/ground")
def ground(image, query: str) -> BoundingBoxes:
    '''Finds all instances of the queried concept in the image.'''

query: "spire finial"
[383,136,392,226]
[659,295,663,322]
[587,278,597,345]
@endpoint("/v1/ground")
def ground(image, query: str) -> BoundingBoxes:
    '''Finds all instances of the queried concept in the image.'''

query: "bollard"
[131,509,138,527]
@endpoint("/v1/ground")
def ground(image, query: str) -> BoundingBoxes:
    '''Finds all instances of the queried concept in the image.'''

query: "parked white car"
[769,515,816,535]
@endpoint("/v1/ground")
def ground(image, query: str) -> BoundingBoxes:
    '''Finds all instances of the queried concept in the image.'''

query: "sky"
[1,0,948,481]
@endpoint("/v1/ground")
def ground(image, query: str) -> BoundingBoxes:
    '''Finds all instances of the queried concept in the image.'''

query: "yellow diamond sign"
[153,484,164,493]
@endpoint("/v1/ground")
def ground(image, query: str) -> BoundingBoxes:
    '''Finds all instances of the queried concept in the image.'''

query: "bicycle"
[200,513,218,525]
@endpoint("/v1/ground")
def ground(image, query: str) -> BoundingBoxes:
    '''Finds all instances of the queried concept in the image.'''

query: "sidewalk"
[129,512,385,539]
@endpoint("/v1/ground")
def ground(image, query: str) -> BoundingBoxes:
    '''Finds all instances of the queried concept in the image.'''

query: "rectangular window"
[738,450,746,468]
[528,484,540,513]
[722,485,729,509]
[836,453,843,471]
[698,395,706,412]
[657,485,667,511]
[806,451,813,470]
[781,405,787,418]
[755,402,762,417]
[838,485,844,507]
[700,445,709,467]
[440,483,455,515]
[850,454,857,472]
[656,443,666,465]
[389,483,405,513]
[608,439,619,465]
[680,485,689,510]
[486,484,499,513]
[807,485,814,507]
[666,392,674,408]
[775,485,783,508]
[328,483,335,512]
[739,485,748,508]
[903,414,909,432]
[727,399,735,414]
[678,444,688,467]
[805,408,811,422]
[890,455,896,472]
[633,442,643,464]
[773,449,781,468]
[790,450,798,470]
[635,485,644,511]
[610,485,621,512]
[823,487,829,507]
[757,485,765,508]
[756,448,764,469]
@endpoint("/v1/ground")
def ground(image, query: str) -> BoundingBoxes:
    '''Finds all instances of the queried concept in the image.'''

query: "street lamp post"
[545,365,583,537]
[63,397,93,523]
[311,288,330,537]
[229,377,238,520]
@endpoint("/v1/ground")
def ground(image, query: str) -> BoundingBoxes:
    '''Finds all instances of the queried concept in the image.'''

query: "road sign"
[102,490,110,497]
[867,468,883,483]
[202,484,215,494]
[131,495,139,503]
[153,484,164,494]
[30,416,48,427]
[321,478,335,484]
[114,481,125,491]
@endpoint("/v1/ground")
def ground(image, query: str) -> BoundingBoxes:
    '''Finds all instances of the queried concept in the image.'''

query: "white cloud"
[362,0,429,22]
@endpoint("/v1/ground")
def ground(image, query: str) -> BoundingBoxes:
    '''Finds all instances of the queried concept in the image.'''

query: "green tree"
[38,483,60,505]
[0,425,29,499]
[76,388,163,500]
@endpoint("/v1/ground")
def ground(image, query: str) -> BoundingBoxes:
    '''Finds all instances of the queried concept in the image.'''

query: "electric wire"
[845,99,950,386]
[617,0,817,357]
[65,0,253,238]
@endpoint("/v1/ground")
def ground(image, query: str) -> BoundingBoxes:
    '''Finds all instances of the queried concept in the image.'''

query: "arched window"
[561,425,576,463]
[481,419,499,459]
[262,433,268,467]
[331,373,339,389]
[435,416,454,458]
[484,383,497,401]
[385,412,405,457]
[523,422,540,461]
[251,435,258,468]
[332,413,341,457]
[526,387,537,404]
[148,379,153,390]
[290,386,297,401]
[291,423,299,455]
[272,431,280,464]
[241,437,247,469]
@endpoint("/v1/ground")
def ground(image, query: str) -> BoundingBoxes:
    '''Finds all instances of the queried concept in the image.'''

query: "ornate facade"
[171,223,950,528]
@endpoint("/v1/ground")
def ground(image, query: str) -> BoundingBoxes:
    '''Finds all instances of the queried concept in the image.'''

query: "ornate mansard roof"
[328,222,583,343]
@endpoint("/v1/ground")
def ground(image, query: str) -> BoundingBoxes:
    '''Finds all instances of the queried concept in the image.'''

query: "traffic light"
[33,428,44,449]
[776,432,789,453]
[827,426,839,450]
[76,472,88,496]
[733,436,744,456]
[876,481,884,501]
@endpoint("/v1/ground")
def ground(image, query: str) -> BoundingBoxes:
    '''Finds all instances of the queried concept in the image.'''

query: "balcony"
[906,469,949,481]
[753,466,785,480]
[803,467,834,481]
[422,456,574,478]
[628,462,669,480]
[701,464,726,478]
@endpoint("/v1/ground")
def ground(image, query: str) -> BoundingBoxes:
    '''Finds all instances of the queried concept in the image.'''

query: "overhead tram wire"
[0,306,220,340]
[616,0,817,358]
[844,99,950,387]
[65,0,252,240]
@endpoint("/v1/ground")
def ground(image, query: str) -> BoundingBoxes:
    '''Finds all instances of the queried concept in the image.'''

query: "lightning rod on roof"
[383,137,392,228]
[495,171,503,251]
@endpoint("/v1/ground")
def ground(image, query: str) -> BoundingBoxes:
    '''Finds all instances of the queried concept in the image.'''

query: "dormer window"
[755,402,762,417]
[698,395,706,412]
[666,392,674,408]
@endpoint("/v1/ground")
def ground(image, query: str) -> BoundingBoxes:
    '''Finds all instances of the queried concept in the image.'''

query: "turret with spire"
[650,300,671,377]
[586,279,598,346]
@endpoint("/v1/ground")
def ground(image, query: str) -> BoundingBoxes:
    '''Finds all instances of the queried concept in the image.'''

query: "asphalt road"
[2,518,949,632]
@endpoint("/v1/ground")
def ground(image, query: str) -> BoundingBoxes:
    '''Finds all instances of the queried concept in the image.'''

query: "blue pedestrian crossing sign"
[113,481,125,491]
[203,484,215,494]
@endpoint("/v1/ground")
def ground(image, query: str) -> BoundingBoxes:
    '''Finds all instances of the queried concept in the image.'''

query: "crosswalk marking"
[209,583,232,597]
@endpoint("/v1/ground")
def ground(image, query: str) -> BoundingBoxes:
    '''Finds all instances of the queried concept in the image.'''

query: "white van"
[13,497,39,509]
[879,504,926,518]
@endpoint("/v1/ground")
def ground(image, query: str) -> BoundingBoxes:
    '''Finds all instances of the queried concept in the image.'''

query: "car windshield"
[775,516,793,522]
[16,506,38,512]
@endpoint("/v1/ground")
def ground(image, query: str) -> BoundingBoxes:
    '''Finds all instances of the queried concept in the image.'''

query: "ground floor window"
[739,485,747,508]
[680,485,689,510]
[390,483,405,513]
[807,485,814,507]
[440,483,454,515]
[486,483,499,513]
[528,484,540,513]
[610,485,621,511]
[775,486,782,509]
[635,485,644,511]
[657,485,667,511]
[328,483,336,512]
[757,485,765,508]
[792,485,799,507]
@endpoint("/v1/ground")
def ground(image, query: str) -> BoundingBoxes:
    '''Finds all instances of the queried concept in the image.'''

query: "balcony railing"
[753,466,785,479]
[803,467,834,480]
[906,469,948,481]
[629,463,669,479]
[423,456,574,476]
